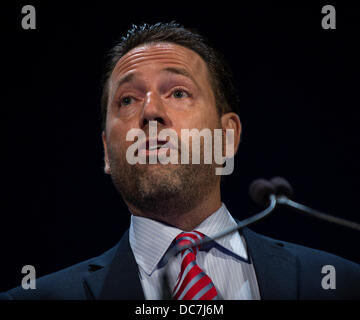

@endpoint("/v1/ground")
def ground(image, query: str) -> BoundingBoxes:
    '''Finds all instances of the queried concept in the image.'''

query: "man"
[1,22,359,300]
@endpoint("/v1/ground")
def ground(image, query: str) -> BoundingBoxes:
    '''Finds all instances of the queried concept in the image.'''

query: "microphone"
[270,176,294,199]
[250,176,360,231]
[249,178,275,207]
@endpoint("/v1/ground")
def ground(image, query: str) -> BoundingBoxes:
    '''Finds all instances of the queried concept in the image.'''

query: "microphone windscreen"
[249,179,275,207]
[270,176,294,199]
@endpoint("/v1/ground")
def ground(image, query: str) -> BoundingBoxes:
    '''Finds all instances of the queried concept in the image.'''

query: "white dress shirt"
[129,203,261,300]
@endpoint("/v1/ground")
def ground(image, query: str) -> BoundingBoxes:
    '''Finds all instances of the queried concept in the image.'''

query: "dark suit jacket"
[1,227,360,300]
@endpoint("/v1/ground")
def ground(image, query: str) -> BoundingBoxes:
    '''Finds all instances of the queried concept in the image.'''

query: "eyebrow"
[113,66,199,94]
[162,67,199,88]
[114,73,135,93]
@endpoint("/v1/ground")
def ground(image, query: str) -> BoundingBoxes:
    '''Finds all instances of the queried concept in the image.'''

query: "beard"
[107,139,220,219]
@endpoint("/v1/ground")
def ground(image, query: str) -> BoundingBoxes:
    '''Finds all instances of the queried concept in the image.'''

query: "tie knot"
[174,231,205,255]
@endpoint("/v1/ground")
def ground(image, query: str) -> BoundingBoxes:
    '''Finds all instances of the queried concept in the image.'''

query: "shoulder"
[243,228,360,299]
[249,228,360,271]
[1,243,119,300]
[280,236,360,298]
[243,227,360,268]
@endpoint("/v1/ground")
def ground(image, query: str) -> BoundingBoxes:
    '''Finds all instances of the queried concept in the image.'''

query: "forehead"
[110,42,210,83]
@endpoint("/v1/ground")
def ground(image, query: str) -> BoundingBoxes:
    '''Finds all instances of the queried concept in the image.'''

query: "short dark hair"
[100,21,239,131]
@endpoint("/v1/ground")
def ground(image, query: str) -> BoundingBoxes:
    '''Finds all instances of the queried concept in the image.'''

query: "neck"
[128,186,222,231]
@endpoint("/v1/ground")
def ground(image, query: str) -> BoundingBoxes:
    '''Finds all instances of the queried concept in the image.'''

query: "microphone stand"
[161,192,360,299]
[277,196,360,232]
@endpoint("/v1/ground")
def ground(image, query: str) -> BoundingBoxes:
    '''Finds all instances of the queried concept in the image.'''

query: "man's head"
[101,22,242,224]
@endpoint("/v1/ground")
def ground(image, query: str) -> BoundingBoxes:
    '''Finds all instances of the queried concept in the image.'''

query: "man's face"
[103,42,223,217]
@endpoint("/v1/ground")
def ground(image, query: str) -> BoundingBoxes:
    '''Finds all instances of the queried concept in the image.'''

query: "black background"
[1,2,360,292]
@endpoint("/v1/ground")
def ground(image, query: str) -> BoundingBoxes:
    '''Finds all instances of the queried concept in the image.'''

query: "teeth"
[148,145,158,151]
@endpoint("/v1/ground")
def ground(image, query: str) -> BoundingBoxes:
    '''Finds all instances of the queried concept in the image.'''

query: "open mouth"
[146,140,167,151]
[137,138,177,156]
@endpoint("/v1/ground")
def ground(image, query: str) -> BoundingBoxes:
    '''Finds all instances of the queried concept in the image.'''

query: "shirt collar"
[129,203,248,276]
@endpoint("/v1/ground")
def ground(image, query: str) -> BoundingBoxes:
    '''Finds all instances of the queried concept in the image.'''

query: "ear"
[220,112,242,156]
[102,131,111,174]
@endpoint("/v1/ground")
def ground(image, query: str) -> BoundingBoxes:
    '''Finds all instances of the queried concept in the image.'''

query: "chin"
[137,170,183,196]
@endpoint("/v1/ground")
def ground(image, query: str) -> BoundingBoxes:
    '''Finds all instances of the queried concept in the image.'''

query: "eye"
[172,89,189,99]
[119,96,133,106]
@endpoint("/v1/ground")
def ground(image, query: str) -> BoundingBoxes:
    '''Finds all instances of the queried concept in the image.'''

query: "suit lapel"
[83,230,145,300]
[83,224,299,300]
[241,227,299,299]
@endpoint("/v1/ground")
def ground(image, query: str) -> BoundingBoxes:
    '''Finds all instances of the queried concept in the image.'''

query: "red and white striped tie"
[172,231,219,300]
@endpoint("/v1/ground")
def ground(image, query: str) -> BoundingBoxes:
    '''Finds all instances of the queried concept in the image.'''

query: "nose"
[139,92,172,130]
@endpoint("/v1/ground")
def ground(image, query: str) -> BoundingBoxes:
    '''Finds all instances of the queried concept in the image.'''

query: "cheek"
[194,94,220,129]
[106,124,133,158]
[173,115,218,135]
[172,100,219,130]
[187,108,220,130]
